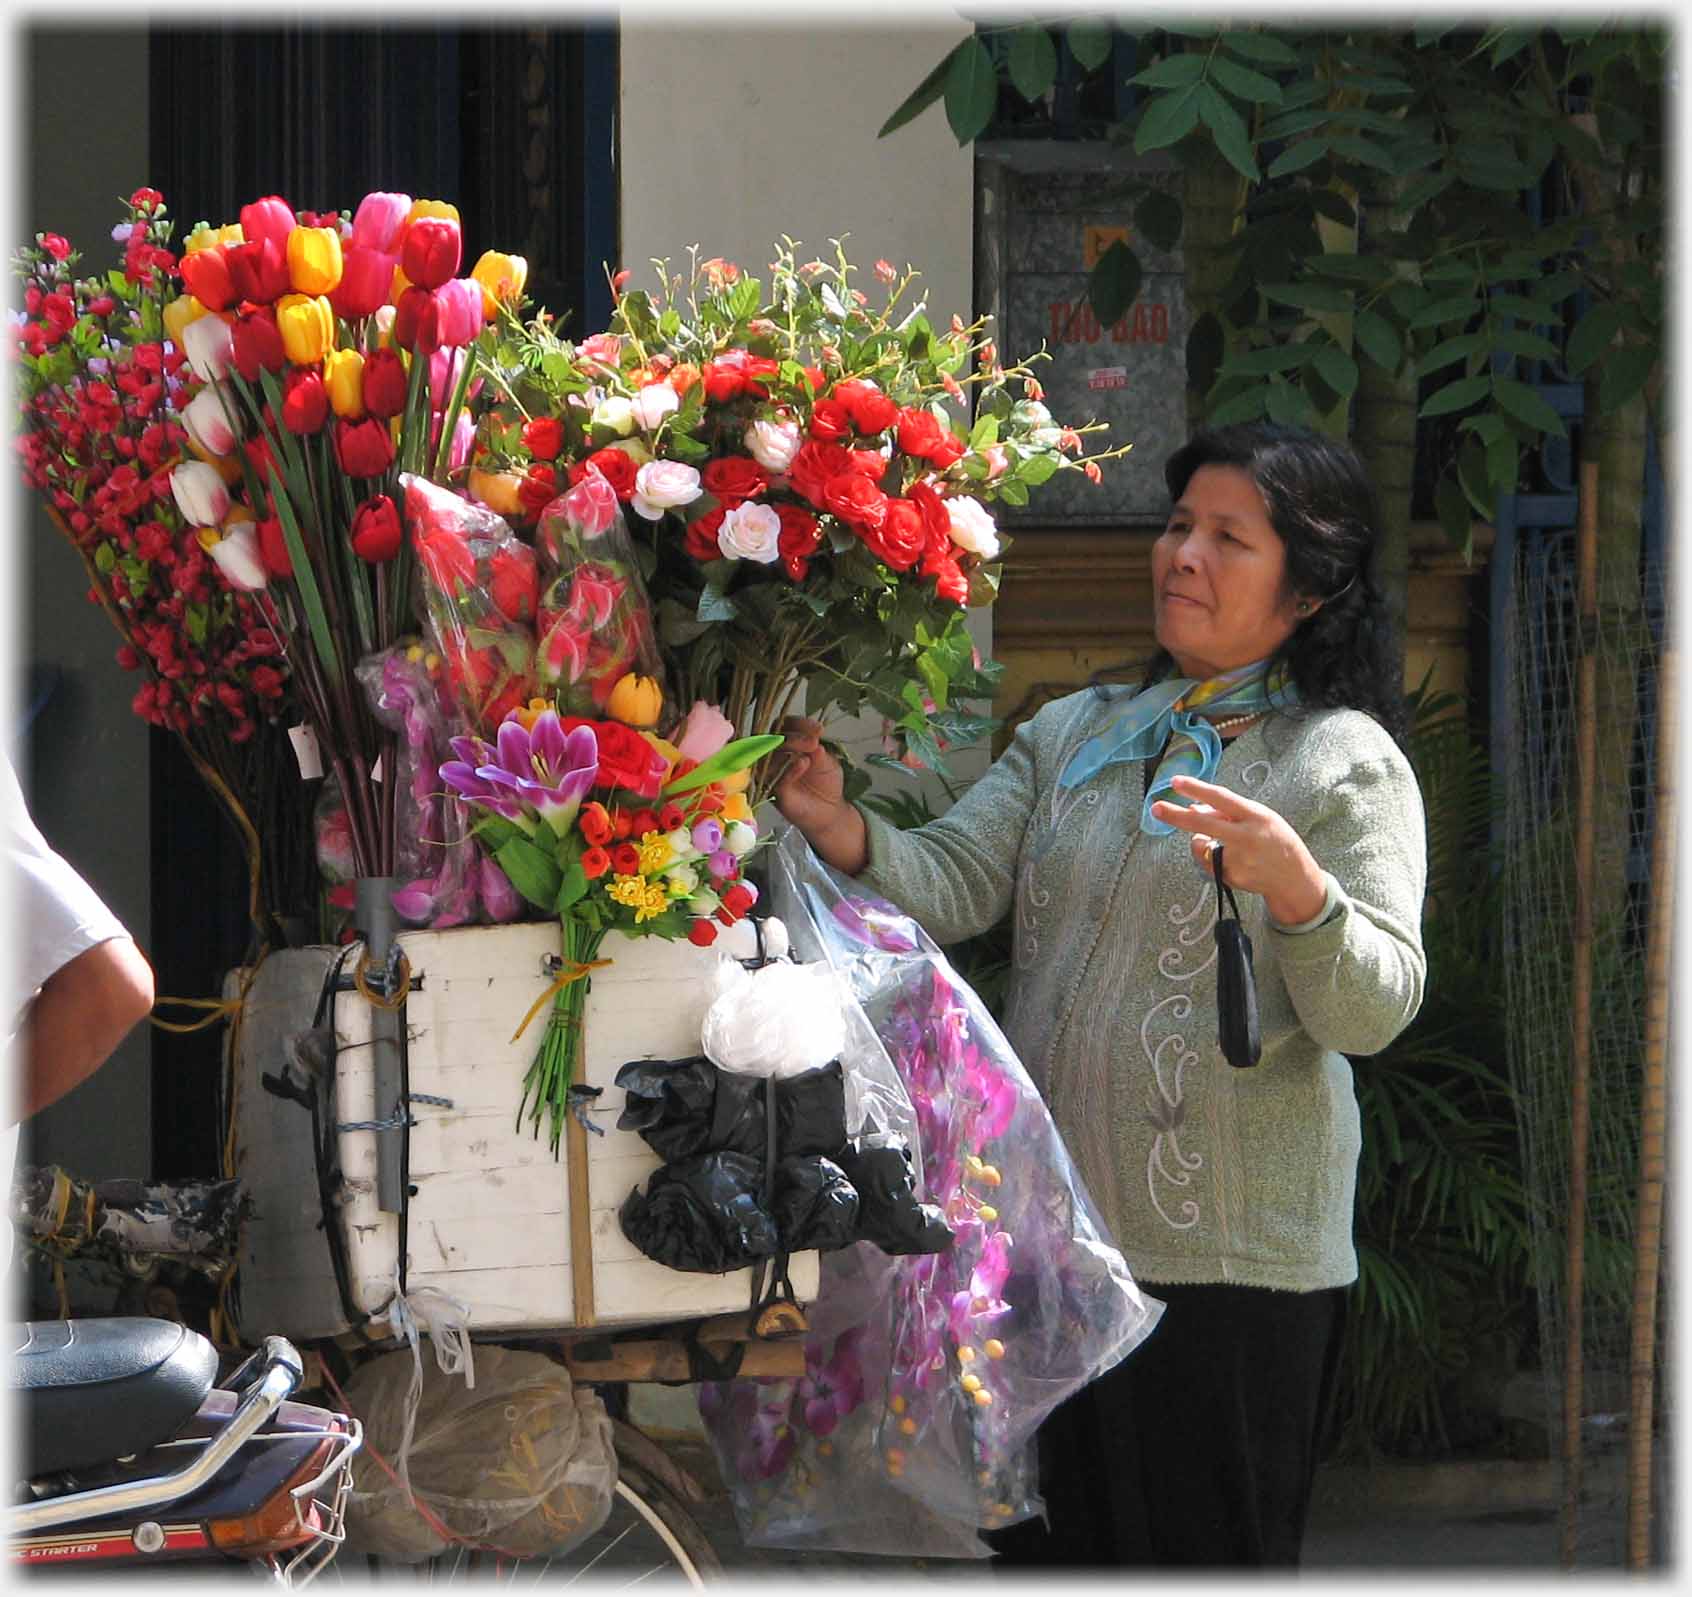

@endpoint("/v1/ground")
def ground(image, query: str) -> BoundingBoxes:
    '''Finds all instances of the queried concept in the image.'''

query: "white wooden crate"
[232,923,819,1340]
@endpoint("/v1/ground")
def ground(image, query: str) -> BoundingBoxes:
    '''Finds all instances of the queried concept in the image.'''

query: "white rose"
[663,864,700,896]
[715,501,783,563]
[591,395,636,436]
[631,383,680,431]
[945,496,1001,560]
[744,417,802,472]
[631,460,703,521]
[722,821,758,856]
[665,827,696,858]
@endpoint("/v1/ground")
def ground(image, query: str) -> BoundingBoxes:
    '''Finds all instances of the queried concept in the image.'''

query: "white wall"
[618,16,992,795]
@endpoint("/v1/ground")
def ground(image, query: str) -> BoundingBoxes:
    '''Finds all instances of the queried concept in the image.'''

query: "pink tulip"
[675,700,735,763]
[428,346,472,410]
[240,194,296,253]
[350,191,412,252]
[428,278,485,348]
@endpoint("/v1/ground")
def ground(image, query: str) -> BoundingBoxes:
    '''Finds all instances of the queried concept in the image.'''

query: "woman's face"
[1151,463,1305,680]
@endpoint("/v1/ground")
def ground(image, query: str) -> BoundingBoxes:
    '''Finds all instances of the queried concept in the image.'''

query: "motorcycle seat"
[10,1317,222,1476]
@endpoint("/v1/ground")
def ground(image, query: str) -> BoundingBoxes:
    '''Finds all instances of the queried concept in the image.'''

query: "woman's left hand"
[1149,774,1328,927]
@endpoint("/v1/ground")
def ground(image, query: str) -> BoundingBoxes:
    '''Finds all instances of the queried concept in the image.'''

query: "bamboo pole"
[1560,457,1600,1569]
[1626,591,1675,1567]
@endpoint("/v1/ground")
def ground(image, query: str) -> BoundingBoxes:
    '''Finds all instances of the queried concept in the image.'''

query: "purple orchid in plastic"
[949,1228,1014,1342]
[797,1328,868,1438]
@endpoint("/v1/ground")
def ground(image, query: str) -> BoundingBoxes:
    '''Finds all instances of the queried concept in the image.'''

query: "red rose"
[847,448,888,480]
[581,845,612,880]
[39,232,71,261]
[799,366,826,395]
[416,530,475,592]
[788,441,855,507]
[722,883,756,916]
[862,497,925,571]
[907,480,953,562]
[257,516,292,578]
[702,353,751,403]
[489,548,539,621]
[522,416,564,460]
[822,472,888,532]
[584,447,638,501]
[232,306,286,382]
[518,463,558,517]
[808,398,853,443]
[628,809,661,838]
[362,348,408,419]
[611,842,643,877]
[701,455,768,505]
[281,368,328,434]
[335,415,396,478]
[579,802,614,846]
[658,802,687,832]
[928,428,966,469]
[351,494,403,563]
[847,388,898,435]
[684,504,727,563]
[775,504,822,582]
[925,551,970,605]
[687,917,719,947]
[563,717,665,797]
[896,406,957,466]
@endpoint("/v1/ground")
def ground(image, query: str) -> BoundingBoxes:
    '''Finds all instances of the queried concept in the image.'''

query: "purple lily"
[474,709,599,839]
[439,734,532,829]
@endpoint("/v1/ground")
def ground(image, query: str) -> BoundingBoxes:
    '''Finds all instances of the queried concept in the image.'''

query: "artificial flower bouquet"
[468,240,1131,792]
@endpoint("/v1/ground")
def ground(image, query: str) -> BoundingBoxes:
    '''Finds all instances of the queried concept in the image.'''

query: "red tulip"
[392,284,433,352]
[257,515,293,578]
[179,247,237,312]
[281,368,329,434]
[334,416,396,478]
[231,305,286,382]
[332,245,395,319]
[240,195,296,253]
[225,237,290,304]
[350,493,402,562]
[400,216,461,290]
[362,347,409,419]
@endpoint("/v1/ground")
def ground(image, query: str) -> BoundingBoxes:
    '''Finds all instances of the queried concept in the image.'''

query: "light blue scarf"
[1057,660,1297,834]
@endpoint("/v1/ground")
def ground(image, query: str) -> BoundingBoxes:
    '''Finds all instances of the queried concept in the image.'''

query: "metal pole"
[1559,457,1599,1569]
[355,876,405,1214]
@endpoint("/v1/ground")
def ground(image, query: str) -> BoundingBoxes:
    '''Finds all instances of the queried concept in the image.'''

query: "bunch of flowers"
[441,699,777,1149]
[9,191,306,932]
[470,240,1130,790]
[158,186,528,879]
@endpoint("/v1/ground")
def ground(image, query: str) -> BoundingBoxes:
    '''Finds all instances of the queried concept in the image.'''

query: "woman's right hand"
[773,717,868,875]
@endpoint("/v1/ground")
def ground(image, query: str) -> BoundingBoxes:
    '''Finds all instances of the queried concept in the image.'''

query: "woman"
[774,422,1427,1567]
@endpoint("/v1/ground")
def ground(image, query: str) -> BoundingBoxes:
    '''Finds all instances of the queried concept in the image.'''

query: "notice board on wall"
[976,144,1188,528]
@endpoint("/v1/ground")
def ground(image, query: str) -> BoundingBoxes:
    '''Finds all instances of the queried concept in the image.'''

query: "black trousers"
[989,1281,1346,1569]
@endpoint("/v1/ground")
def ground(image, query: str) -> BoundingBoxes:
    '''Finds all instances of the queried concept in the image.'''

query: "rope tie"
[336,1092,455,1136]
[353,948,413,1011]
[509,959,613,1044]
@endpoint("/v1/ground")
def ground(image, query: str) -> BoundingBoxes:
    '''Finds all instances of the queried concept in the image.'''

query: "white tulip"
[181,314,234,383]
[205,520,267,591]
[182,384,244,458]
[170,460,232,527]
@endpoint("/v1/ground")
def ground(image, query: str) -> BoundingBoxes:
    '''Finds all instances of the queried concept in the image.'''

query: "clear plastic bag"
[340,1342,616,1565]
[532,471,665,716]
[697,823,1163,1558]
[400,472,540,738]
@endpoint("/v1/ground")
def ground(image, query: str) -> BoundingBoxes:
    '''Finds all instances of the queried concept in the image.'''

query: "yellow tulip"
[607,673,664,729]
[471,250,528,318]
[719,764,752,795]
[185,433,244,484]
[390,261,412,302]
[275,293,335,365]
[286,224,343,295]
[184,222,244,253]
[468,466,526,518]
[162,293,211,347]
[323,348,366,419]
[720,791,755,824]
[404,198,460,228]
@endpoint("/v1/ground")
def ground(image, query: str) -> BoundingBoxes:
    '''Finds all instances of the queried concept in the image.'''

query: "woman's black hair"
[1091,421,1408,744]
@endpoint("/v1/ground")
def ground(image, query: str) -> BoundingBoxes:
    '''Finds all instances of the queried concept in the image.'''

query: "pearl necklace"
[1206,712,1262,737]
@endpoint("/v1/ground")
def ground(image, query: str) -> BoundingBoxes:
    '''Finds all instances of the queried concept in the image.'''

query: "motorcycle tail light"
[206,1438,333,1555]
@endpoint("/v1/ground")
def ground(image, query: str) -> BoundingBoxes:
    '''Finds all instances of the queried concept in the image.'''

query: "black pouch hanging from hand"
[1212,843,1262,1069]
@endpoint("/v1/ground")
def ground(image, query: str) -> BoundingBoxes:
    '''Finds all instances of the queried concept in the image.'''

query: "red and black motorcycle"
[9,1317,361,1582]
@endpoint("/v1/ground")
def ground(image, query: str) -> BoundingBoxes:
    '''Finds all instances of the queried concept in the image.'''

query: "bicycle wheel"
[337,1438,723,1585]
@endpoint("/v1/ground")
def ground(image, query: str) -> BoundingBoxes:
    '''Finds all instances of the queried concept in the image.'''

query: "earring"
[1297,600,1315,616]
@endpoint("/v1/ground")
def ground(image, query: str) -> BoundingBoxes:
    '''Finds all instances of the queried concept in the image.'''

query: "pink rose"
[675,700,735,763]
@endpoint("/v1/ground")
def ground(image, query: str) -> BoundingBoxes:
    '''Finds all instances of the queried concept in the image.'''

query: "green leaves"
[1134,188,1184,252]
[1067,18,1113,72]
[1007,24,1058,102]
[1196,83,1259,181]
[662,733,785,797]
[496,836,563,912]
[878,49,956,137]
[945,35,998,145]
[1088,241,1143,327]
[1134,84,1201,152]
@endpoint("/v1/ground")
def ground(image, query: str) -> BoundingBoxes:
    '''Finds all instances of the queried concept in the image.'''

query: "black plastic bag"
[770,1155,860,1254]
[615,1056,847,1162]
[618,1151,779,1272]
[836,1133,952,1256]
